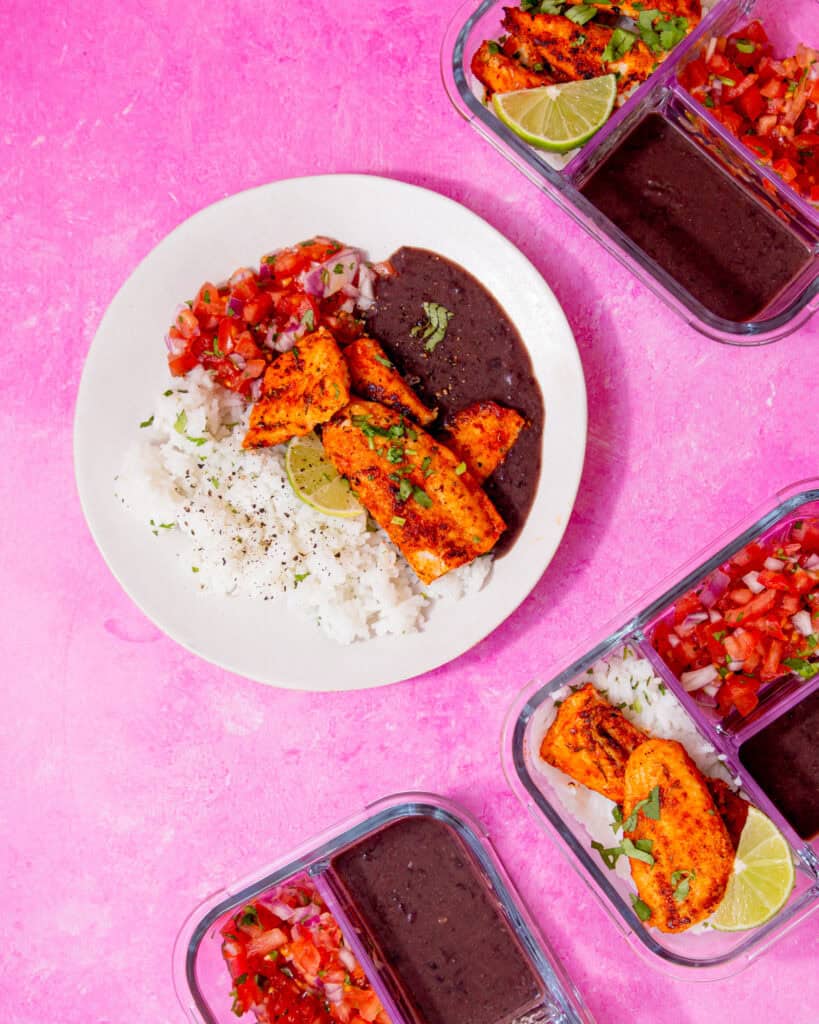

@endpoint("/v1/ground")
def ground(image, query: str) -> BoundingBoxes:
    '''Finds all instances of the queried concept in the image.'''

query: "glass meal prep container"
[174,793,595,1024]
[502,479,819,976]
[442,0,819,344]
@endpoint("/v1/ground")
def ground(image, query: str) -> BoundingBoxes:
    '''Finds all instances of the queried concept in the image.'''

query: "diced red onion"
[681,664,719,691]
[728,659,744,672]
[339,298,356,314]
[229,267,255,288]
[273,325,302,353]
[705,36,717,62]
[668,633,680,648]
[697,689,719,706]
[249,378,263,401]
[356,263,376,312]
[699,569,730,608]
[702,681,721,698]
[324,984,344,1004]
[805,553,819,570]
[227,296,244,318]
[299,266,325,297]
[683,612,709,628]
[742,570,765,594]
[709,609,722,623]
[260,898,294,920]
[372,260,394,278]
[337,946,356,972]
[229,353,246,369]
[166,332,186,355]
[322,249,361,298]
[289,902,321,923]
[341,282,359,299]
[792,610,814,636]
[764,556,785,571]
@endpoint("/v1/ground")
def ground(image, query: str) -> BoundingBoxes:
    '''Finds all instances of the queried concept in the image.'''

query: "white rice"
[115,367,491,644]
[529,646,735,883]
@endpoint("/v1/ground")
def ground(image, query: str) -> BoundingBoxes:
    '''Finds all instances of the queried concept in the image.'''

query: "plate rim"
[73,173,588,690]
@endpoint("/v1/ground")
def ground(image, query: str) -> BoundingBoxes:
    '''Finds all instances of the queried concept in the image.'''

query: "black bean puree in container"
[331,816,543,1024]
[367,248,544,554]
[580,114,812,322]
[739,685,819,840]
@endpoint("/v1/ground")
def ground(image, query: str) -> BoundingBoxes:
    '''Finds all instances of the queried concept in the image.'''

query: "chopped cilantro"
[174,409,188,434]
[455,462,467,476]
[398,478,413,502]
[565,4,597,24]
[630,894,652,922]
[294,571,310,585]
[488,40,501,54]
[374,354,393,368]
[391,515,406,526]
[139,414,154,428]
[301,308,315,332]
[409,301,455,353]
[671,869,695,902]
[602,27,637,62]
[784,657,819,679]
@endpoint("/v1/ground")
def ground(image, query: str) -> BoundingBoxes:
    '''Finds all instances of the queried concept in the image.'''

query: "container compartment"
[644,491,819,734]
[674,0,819,223]
[503,638,819,975]
[442,0,819,342]
[174,868,398,1024]
[174,794,595,1024]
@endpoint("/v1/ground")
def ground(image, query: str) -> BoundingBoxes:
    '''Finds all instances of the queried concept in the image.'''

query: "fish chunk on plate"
[442,400,527,484]
[243,327,350,449]
[342,336,437,426]
[322,400,506,584]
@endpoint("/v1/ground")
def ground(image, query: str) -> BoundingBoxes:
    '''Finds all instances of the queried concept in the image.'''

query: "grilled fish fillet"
[539,684,646,803]
[471,39,553,96]
[624,739,733,932]
[322,400,506,584]
[442,401,526,483]
[243,327,350,449]
[562,0,701,25]
[502,7,659,95]
[343,336,437,426]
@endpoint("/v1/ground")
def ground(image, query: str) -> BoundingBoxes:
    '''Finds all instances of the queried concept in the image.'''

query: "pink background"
[2,0,818,1021]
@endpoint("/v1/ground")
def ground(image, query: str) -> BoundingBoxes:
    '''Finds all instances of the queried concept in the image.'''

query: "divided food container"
[174,794,595,1024]
[442,0,819,344]
[502,479,819,976]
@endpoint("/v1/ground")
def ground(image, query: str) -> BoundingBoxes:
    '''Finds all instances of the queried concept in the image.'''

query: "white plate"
[74,175,586,691]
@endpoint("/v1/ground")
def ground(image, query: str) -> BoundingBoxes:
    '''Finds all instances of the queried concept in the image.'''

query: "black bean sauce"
[367,247,544,554]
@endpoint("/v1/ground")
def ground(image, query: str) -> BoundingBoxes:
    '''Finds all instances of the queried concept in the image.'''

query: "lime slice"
[711,806,795,932]
[285,432,362,519]
[492,76,617,153]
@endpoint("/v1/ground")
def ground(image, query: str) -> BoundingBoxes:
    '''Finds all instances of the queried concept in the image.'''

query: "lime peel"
[492,76,617,153]
[285,432,363,519]
[710,807,795,932]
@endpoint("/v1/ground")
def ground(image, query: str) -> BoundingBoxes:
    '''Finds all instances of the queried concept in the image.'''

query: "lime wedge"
[492,76,617,153]
[285,432,362,519]
[711,806,795,932]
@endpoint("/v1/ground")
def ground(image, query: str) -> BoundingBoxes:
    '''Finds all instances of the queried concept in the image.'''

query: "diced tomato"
[757,570,793,592]
[761,638,784,680]
[683,57,710,90]
[717,677,761,716]
[741,133,774,160]
[674,591,703,625]
[773,156,798,182]
[713,104,745,134]
[742,20,769,45]
[737,84,765,121]
[724,588,778,624]
[168,350,199,376]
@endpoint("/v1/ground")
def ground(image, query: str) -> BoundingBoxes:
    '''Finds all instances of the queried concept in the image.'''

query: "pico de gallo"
[679,20,819,203]
[652,518,819,717]
[221,879,391,1024]
[166,238,386,398]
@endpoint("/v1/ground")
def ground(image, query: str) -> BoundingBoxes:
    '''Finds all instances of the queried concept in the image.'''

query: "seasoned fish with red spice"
[243,327,350,449]
[322,400,505,584]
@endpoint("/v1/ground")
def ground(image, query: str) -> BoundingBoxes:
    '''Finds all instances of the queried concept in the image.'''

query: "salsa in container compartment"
[442,0,819,342]
[173,795,595,1024]
[502,481,819,976]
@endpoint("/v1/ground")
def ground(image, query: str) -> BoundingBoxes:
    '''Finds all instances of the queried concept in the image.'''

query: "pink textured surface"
[2,0,818,1021]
